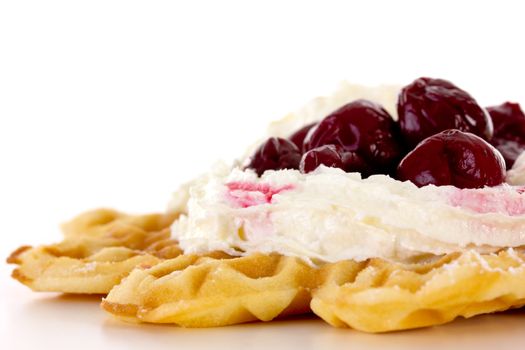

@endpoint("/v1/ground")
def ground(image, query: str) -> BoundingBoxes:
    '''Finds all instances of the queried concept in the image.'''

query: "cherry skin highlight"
[300,145,343,173]
[398,77,493,148]
[396,129,505,189]
[246,137,302,176]
[299,145,369,174]
[487,102,525,169]
[303,99,402,174]
[289,122,317,151]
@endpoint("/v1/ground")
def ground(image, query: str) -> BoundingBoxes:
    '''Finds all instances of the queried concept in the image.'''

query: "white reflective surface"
[2,1,525,349]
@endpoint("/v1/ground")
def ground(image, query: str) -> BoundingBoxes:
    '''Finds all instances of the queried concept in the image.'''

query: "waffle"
[102,253,317,326]
[8,209,525,331]
[101,249,525,331]
[311,248,525,332]
[7,209,181,294]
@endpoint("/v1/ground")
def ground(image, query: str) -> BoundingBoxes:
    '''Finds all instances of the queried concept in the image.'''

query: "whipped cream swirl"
[170,83,525,263]
[172,165,525,263]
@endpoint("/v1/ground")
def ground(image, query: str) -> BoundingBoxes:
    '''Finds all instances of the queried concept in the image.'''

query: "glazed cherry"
[246,137,302,176]
[396,129,505,189]
[300,145,343,173]
[289,122,317,151]
[299,145,369,174]
[398,77,493,148]
[303,99,402,174]
[487,102,525,169]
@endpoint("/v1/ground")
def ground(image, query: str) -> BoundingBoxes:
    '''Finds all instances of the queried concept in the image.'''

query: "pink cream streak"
[449,186,525,216]
[223,181,295,242]
[225,181,295,208]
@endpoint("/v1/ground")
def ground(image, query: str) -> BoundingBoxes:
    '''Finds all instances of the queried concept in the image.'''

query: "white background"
[1,1,525,349]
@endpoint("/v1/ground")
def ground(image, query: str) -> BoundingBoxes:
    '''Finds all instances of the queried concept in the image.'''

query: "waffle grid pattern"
[7,209,525,332]
[7,209,180,294]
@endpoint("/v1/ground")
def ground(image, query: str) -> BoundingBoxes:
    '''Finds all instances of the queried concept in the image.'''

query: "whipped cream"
[507,152,525,186]
[172,166,525,263]
[169,82,525,264]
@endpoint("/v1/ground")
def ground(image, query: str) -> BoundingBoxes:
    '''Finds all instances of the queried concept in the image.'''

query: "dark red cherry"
[340,151,371,174]
[487,102,525,169]
[246,137,301,176]
[303,99,402,174]
[300,145,343,173]
[398,77,493,147]
[299,145,369,174]
[396,129,505,189]
[289,122,317,151]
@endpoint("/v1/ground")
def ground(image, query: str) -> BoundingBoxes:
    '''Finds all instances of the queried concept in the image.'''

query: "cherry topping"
[299,145,369,174]
[398,77,493,148]
[246,137,302,176]
[487,102,525,169]
[396,129,505,189]
[303,99,402,174]
[300,145,342,173]
[289,122,317,151]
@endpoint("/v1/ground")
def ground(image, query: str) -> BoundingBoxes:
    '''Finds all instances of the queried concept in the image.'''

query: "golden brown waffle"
[311,249,525,332]
[102,250,525,331]
[102,253,317,326]
[7,209,181,294]
[8,209,525,331]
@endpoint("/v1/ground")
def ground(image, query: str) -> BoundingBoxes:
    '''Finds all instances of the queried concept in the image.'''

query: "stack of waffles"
[8,208,525,333]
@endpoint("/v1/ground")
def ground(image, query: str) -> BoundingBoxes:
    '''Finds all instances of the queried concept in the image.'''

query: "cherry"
[289,122,317,151]
[396,129,505,189]
[398,77,493,148]
[299,145,369,174]
[246,137,302,176]
[300,145,343,173]
[487,102,525,169]
[303,99,402,174]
